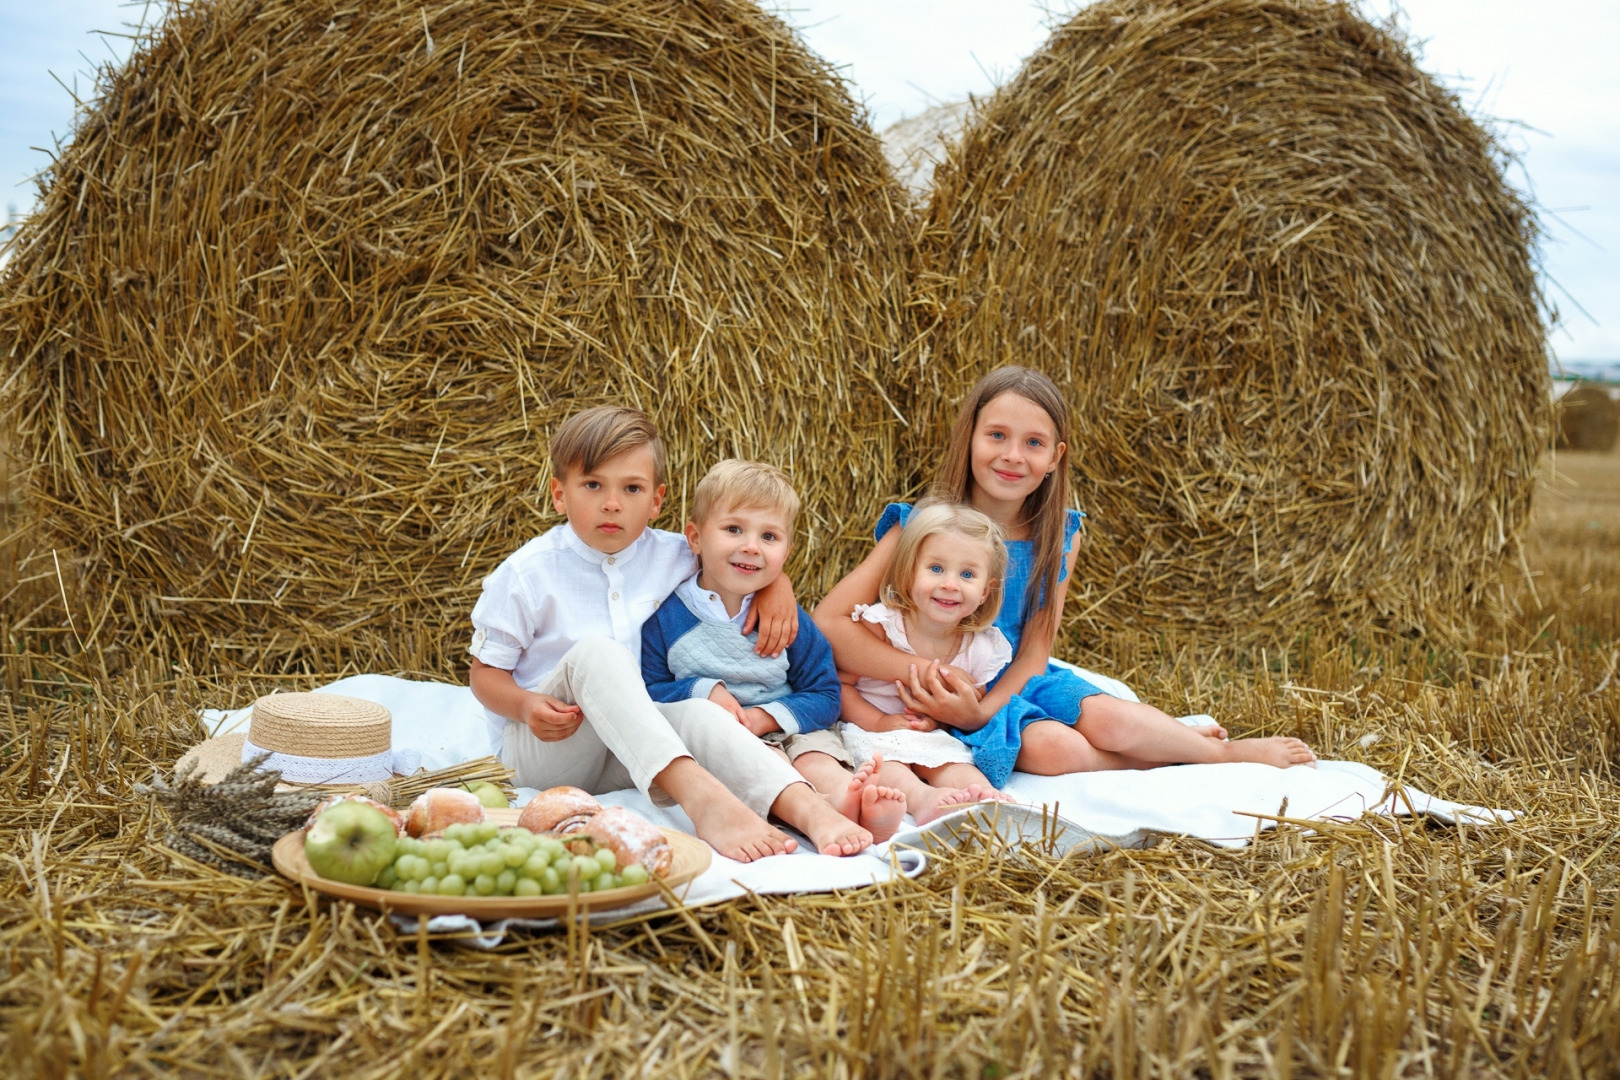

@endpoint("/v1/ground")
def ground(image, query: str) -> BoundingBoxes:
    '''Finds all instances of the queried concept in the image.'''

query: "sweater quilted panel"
[665,622,791,707]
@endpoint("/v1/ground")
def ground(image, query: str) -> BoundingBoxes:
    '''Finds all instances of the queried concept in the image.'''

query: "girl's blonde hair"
[934,366,1072,641]
[879,499,1008,634]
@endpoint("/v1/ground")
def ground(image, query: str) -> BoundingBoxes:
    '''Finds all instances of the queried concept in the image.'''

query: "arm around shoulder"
[811,528,920,683]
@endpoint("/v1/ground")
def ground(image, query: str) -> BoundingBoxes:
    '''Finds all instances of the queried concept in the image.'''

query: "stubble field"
[1,444,1616,1079]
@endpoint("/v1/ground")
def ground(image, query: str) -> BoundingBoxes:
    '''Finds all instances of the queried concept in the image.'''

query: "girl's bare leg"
[1014,720,1139,774]
[1075,696,1316,768]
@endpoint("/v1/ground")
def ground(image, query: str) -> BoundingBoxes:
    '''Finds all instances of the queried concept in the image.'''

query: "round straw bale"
[906,0,1550,645]
[1554,384,1618,452]
[0,0,910,671]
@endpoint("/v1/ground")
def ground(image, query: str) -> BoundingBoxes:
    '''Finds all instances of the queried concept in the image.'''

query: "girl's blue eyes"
[985,431,1045,447]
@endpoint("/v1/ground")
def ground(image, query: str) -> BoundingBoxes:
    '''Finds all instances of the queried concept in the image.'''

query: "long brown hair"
[934,367,1073,641]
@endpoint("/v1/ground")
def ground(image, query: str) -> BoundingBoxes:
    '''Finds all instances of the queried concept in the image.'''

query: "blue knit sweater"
[639,583,841,735]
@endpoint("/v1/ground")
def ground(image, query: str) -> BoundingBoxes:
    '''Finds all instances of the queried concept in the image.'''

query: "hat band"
[242,738,420,785]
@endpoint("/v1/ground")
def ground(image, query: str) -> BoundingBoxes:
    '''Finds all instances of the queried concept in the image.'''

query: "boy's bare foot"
[775,782,874,857]
[858,784,907,844]
[686,798,798,861]
[1221,737,1317,769]
[831,754,884,822]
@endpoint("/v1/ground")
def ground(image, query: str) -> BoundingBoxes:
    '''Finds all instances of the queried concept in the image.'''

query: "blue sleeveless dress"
[874,503,1106,786]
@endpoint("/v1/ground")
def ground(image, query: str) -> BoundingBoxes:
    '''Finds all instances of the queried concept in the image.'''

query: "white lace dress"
[840,603,1014,768]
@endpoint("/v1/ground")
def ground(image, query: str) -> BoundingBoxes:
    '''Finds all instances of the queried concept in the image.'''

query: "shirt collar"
[677,572,752,628]
[560,522,645,567]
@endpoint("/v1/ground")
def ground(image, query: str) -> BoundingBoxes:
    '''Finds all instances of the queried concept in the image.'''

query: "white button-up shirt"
[469,523,697,748]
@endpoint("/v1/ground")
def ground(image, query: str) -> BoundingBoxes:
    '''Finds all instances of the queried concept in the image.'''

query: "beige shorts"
[774,727,854,766]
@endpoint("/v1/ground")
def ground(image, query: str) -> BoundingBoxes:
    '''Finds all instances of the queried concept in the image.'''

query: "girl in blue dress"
[814,366,1316,788]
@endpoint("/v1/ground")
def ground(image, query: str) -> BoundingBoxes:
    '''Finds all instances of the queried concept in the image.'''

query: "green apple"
[304,801,399,886]
[463,781,510,809]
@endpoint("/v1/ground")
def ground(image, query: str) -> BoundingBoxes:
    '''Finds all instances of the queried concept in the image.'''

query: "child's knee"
[1076,694,1129,740]
[561,636,636,677]
[1017,721,1089,774]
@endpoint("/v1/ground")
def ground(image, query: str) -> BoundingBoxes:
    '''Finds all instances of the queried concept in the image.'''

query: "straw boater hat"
[178,692,421,787]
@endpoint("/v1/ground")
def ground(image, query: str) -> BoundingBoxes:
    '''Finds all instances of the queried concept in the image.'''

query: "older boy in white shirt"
[468,406,872,861]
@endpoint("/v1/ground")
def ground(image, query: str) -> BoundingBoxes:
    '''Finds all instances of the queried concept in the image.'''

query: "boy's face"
[550,446,665,555]
[684,503,792,600]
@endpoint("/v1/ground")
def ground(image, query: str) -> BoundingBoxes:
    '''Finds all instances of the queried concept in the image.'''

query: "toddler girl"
[836,500,1013,810]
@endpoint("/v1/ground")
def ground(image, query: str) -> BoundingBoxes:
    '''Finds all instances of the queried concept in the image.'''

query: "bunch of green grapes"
[377,823,651,897]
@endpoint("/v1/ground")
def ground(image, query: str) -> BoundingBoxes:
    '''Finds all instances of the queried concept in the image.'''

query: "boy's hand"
[708,684,745,721]
[746,574,800,657]
[519,692,584,742]
[739,707,781,736]
[905,713,940,732]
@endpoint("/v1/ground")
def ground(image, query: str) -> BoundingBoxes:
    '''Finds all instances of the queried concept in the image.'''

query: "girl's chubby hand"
[852,711,919,733]
[896,660,986,730]
[519,692,584,742]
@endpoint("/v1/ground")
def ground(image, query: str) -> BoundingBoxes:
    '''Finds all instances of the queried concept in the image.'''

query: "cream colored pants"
[498,637,805,819]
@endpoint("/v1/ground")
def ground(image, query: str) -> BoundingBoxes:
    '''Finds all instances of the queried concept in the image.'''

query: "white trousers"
[498,637,805,819]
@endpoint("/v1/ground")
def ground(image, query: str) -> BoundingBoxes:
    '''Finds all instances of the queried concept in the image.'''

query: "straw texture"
[1556,384,1618,452]
[906,0,1550,647]
[4,441,1618,1076]
[248,692,391,757]
[0,0,911,674]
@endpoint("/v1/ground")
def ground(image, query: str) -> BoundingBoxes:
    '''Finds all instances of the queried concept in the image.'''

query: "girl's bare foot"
[688,800,798,861]
[858,784,907,844]
[914,785,986,825]
[1222,737,1317,768]
[831,755,884,822]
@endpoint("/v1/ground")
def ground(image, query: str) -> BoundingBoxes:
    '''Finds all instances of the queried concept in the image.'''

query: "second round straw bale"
[906,0,1550,645]
[0,0,911,671]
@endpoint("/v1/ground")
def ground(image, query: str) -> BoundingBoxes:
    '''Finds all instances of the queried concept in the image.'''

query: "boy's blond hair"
[880,499,1008,634]
[691,459,800,535]
[549,405,667,484]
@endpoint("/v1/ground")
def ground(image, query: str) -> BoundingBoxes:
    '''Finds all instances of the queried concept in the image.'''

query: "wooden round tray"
[271,810,710,919]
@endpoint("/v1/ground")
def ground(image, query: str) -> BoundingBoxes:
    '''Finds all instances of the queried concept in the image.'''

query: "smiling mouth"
[730,562,761,573]
[992,469,1024,483]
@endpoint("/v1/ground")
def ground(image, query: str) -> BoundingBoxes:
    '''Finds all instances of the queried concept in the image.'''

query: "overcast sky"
[3,0,1614,362]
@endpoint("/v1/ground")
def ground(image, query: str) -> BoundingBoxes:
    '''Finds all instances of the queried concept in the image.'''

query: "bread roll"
[405,787,485,837]
[516,785,602,835]
[562,806,672,876]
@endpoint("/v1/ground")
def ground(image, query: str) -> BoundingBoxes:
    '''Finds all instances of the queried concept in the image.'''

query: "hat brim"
[176,733,411,791]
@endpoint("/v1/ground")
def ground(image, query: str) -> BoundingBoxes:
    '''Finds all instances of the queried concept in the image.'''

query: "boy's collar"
[677,572,753,627]
[560,521,646,565]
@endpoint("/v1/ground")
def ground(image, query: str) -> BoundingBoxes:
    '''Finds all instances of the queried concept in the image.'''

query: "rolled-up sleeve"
[468,563,532,670]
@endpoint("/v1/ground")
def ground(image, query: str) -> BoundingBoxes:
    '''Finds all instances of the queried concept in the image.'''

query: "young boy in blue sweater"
[641,460,906,843]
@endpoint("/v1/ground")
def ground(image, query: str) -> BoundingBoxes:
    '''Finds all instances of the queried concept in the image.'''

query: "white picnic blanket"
[204,672,1511,945]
